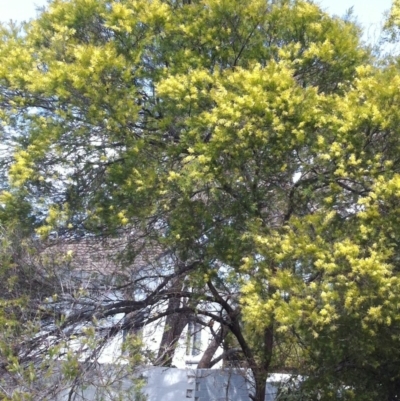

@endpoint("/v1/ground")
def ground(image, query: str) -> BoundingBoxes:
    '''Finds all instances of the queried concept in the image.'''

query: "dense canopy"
[1,0,400,400]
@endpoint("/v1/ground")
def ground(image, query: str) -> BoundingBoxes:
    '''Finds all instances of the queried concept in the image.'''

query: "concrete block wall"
[193,369,250,401]
[52,366,284,401]
[140,367,194,401]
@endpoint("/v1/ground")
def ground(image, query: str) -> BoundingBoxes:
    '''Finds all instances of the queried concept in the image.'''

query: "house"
[33,236,225,370]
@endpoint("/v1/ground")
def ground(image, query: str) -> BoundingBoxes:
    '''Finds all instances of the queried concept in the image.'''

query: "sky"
[0,0,394,40]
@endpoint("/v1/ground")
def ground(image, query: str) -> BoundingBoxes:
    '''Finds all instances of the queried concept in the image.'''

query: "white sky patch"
[292,171,302,183]
[0,0,394,32]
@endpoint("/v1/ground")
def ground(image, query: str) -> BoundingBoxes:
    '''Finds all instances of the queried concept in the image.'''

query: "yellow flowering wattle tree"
[1,0,400,400]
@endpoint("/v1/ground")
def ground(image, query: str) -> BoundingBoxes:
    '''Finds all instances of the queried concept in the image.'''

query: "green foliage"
[1,0,400,400]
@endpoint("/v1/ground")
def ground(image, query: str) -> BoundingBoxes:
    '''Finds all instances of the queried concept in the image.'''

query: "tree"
[1,0,400,400]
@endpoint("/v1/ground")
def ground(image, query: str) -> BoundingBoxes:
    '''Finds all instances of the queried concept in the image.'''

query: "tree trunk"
[250,371,268,401]
[197,325,228,368]
[250,325,274,401]
[156,295,188,366]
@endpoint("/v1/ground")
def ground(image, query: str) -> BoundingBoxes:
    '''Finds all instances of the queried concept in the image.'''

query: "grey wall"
[140,368,251,401]
[51,366,284,401]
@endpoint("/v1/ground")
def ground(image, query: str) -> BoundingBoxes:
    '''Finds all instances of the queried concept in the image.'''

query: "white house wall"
[90,313,223,369]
